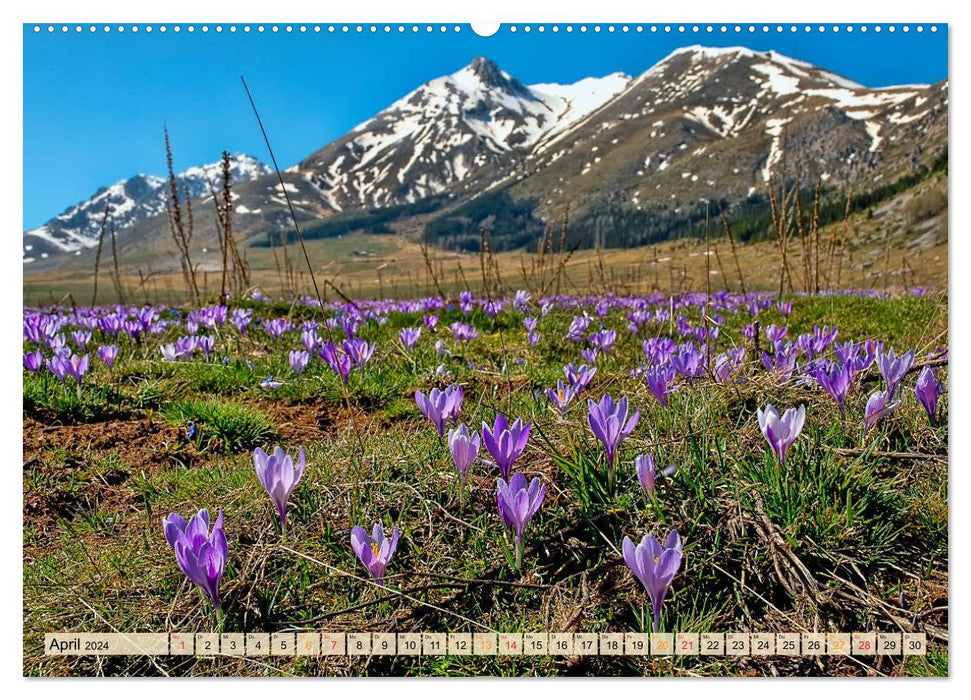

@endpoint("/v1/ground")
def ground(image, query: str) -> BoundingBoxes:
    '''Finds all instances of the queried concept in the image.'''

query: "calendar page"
[21,12,948,679]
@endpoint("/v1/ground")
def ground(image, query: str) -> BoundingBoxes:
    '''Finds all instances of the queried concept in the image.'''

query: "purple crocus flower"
[635,454,656,496]
[415,385,464,436]
[915,366,944,425]
[175,336,198,358]
[496,472,546,569]
[589,329,617,353]
[643,338,676,365]
[23,349,43,372]
[644,365,677,408]
[97,344,119,370]
[814,362,852,412]
[713,352,742,384]
[263,318,293,340]
[399,327,421,350]
[835,340,867,371]
[483,301,502,318]
[756,404,806,466]
[797,325,838,359]
[195,335,213,361]
[163,508,228,612]
[302,328,321,353]
[523,316,538,333]
[482,414,531,479]
[46,356,69,382]
[253,446,306,532]
[671,343,706,381]
[72,330,92,349]
[63,354,90,383]
[564,363,597,391]
[339,316,360,338]
[450,321,478,342]
[877,348,915,398]
[565,315,591,342]
[765,324,788,344]
[289,349,310,376]
[48,334,68,354]
[864,390,900,434]
[513,289,532,312]
[342,338,375,369]
[623,529,683,632]
[776,300,793,316]
[319,340,351,384]
[581,347,600,365]
[853,340,881,373]
[448,423,480,484]
[423,314,439,331]
[762,343,798,381]
[459,291,475,315]
[350,523,399,586]
[587,394,640,475]
[545,380,577,413]
[230,308,253,334]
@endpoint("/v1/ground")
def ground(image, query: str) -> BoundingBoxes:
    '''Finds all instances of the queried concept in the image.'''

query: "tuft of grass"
[161,398,275,452]
[23,371,124,422]
[903,646,948,676]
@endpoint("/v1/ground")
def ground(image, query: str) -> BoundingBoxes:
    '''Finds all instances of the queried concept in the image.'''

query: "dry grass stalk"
[812,179,822,294]
[163,126,201,304]
[241,75,325,308]
[420,230,446,299]
[594,226,608,293]
[206,172,228,297]
[704,204,712,369]
[795,187,811,291]
[91,200,110,307]
[718,207,746,294]
[109,221,126,305]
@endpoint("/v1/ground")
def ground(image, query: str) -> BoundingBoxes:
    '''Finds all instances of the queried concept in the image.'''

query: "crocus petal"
[351,526,373,567]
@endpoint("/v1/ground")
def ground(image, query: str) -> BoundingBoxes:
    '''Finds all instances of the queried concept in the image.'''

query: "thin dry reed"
[164,126,201,304]
[91,200,110,306]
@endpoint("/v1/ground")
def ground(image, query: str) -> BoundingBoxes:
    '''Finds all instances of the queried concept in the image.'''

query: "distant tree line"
[423,189,545,252]
[560,149,949,248]
[256,149,947,252]
[252,195,449,247]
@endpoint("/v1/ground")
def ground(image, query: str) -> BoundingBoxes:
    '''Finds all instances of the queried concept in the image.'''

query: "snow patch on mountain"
[24,153,270,262]
[529,72,632,149]
[300,58,636,209]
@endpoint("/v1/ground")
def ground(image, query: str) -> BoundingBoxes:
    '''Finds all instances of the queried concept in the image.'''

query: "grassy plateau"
[23,288,948,677]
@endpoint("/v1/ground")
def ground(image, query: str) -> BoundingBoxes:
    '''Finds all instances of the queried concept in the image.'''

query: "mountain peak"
[24,153,270,260]
[468,56,504,85]
[452,56,530,96]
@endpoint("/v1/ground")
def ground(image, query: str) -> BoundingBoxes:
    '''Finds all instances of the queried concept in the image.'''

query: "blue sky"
[23,24,948,230]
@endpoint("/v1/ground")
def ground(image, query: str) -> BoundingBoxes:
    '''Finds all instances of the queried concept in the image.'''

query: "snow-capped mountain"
[461,44,947,250]
[515,45,945,207]
[25,49,946,270]
[23,154,270,263]
[291,56,632,210]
